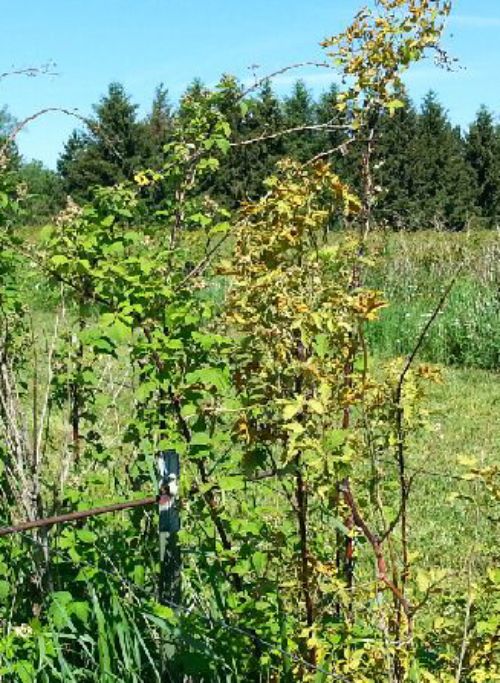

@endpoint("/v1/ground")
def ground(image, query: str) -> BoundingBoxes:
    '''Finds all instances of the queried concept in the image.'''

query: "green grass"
[409,366,499,571]
[366,230,500,369]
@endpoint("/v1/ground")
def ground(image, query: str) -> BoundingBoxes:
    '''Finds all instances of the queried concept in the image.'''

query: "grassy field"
[367,230,499,369]
[409,366,499,570]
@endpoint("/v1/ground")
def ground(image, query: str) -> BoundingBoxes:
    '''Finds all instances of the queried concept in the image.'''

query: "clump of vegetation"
[0,1,498,682]
[367,231,500,368]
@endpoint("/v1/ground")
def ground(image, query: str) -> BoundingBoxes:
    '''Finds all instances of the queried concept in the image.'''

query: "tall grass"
[366,230,499,369]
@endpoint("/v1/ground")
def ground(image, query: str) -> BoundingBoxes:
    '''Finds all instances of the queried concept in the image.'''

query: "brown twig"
[1,107,124,163]
[0,63,57,82]
[340,479,413,618]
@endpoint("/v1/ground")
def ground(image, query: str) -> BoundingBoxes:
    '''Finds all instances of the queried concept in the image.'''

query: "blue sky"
[1,0,499,168]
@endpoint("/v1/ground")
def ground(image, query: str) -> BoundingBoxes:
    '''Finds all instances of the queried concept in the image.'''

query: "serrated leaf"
[219,476,246,491]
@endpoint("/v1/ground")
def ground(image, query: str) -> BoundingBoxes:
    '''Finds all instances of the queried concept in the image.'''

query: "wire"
[374,456,469,482]
[0,456,474,541]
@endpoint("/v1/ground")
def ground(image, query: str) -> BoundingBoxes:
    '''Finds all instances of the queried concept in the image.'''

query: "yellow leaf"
[283,398,303,421]
[308,399,325,415]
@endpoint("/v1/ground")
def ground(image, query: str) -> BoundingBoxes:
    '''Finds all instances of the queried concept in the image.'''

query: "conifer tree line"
[3,77,500,229]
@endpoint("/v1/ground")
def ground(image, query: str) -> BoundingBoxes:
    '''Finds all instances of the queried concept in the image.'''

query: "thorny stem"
[341,479,413,622]
[391,267,463,678]
[295,456,316,667]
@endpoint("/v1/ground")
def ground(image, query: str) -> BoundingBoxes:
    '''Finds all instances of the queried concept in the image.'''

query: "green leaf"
[209,221,230,237]
[283,397,303,421]
[416,570,430,593]
[14,662,35,683]
[71,601,90,624]
[100,215,115,227]
[106,318,131,343]
[325,429,346,450]
[252,551,267,573]
[75,566,99,582]
[308,399,324,415]
[185,367,228,391]
[76,529,98,544]
[150,602,176,623]
[136,381,158,402]
[50,254,69,267]
[218,476,246,491]
[0,580,10,602]
[215,137,230,154]
[190,432,211,446]
[387,99,406,116]
[284,422,305,435]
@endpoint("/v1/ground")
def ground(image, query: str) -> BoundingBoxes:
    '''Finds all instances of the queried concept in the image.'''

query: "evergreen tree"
[250,78,286,172]
[177,78,208,120]
[237,79,287,199]
[282,80,317,162]
[58,83,146,198]
[413,92,475,230]
[314,83,357,184]
[142,83,174,169]
[19,161,65,224]
[57,130,97,198]
[208,74,248,204]
[465,106,500,227]
[373,90,421,229]
[0,106,20,170]
[149,84,173,146]
[207,78,286,206]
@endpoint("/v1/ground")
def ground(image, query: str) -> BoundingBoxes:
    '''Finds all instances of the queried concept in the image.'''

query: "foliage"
[18,160,65,225]
[465,106,500,227]
[366,231,500,368]
[58,83,149,199]
[413,92,475,230]
[0,1,499,681]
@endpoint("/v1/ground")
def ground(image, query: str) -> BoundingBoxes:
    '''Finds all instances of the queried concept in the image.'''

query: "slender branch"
[0,63,57,82]
[231,121,349,148]
[380,472,417,544]
[175,232,231,290]
[296,461,314,626]
[340,479,413,617]
[1,107,125,163]
[239,61,335,100]
[395,267,463,402]
[0,497,157,537]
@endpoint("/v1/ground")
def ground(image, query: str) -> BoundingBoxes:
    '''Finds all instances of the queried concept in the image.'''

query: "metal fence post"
[158,449,181,609]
